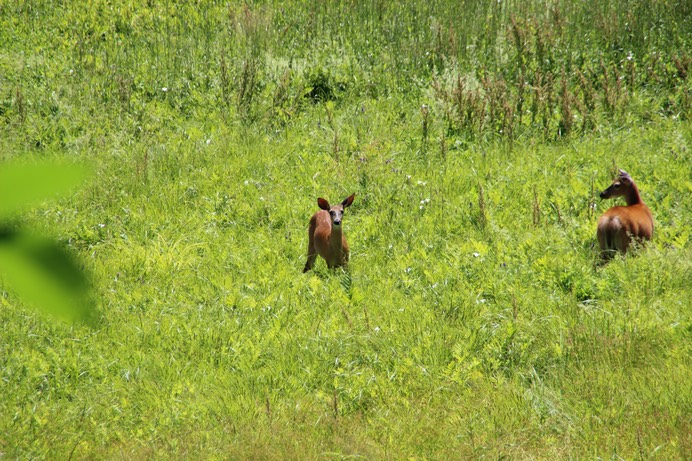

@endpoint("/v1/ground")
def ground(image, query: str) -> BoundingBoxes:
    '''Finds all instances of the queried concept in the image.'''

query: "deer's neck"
[625,185,644,206]
[330,225,344,246]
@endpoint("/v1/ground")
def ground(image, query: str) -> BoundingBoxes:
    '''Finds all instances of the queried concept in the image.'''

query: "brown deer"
[597,169,653,260]
[303,194,355,272]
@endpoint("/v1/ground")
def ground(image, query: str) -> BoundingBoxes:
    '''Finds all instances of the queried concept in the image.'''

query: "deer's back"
[598,204,653,240]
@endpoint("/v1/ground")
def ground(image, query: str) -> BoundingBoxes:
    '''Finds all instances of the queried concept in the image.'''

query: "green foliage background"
[1,1,690,458]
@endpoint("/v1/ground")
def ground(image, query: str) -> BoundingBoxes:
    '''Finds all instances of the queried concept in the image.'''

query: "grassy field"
[1,1,691,459]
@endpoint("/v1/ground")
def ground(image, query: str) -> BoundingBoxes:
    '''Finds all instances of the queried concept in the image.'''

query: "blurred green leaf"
[0,161,90,216]
[0,229,95,323]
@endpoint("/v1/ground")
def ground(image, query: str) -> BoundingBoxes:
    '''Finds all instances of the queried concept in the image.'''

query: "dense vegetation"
[1,1,690,458]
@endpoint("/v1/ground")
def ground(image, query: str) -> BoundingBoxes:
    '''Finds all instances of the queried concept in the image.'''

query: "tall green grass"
[2,0,690,146]
[1,1,690,459]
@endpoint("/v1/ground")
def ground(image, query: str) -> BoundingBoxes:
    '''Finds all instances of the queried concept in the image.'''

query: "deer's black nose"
[333,220,341,226]
[599,191,607,199]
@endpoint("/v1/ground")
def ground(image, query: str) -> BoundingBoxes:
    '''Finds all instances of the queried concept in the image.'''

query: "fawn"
[303,194,355,272]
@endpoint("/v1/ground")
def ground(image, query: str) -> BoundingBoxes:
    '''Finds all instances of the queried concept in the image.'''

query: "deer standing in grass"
[597,169,653,261]
[303,194,355,272]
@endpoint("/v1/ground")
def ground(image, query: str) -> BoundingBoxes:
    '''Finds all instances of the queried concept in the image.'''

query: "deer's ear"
[317,198,331,210]
[342,194,355,208]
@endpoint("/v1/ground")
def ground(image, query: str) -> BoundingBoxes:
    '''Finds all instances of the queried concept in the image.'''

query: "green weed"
[0,1,690,459]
